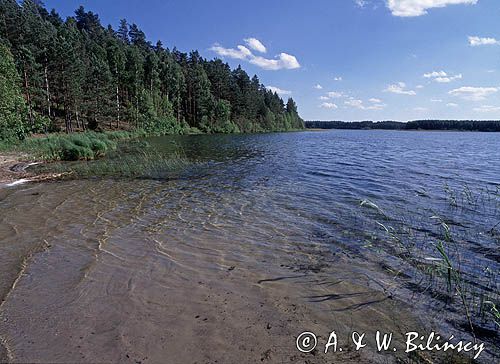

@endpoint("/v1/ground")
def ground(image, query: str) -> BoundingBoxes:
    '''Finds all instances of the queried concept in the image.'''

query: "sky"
[43,0,500,121]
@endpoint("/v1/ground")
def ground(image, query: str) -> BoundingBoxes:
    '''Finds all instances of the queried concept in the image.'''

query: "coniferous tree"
[0,1,304,140]
[0,43,28,140]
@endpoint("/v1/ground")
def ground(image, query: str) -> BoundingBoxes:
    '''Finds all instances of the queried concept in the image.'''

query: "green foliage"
[0,1,304,140]
[0,43,28,141]
[31,113,52,133]
[18,132,120,161]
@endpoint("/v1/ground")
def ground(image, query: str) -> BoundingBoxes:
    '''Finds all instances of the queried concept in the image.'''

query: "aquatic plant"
[359,184,499,346]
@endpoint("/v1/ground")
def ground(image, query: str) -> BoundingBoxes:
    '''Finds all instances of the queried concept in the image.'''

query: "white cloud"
[430,99,443,102]
[314,84,323,90]
[369,98,382,103]
[250,53,300,70]
[244,38,267,53]
[320,102,338,109]
[413,107,428,112]
[449,86,499,101]
[468,36,500,46]
[266,86,291,95]
[473,105,500,112]
[416,85,424,89]
[424,71,447,78]
[384,82,416,95]
[345,99,364,108]
[424,70,462,83]
[211,41,300,71]
[446,103,459,107]
[345,98,386,110]
[319,96,330,100]
[387,0,478,17]
[327,91,345,98]
[210,44,252,60]
[354,0,367,7]
[435,74,462,83]
[333,76,343,81]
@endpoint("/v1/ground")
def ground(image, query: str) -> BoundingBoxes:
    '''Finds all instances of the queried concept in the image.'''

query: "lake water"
[0,130,498,363]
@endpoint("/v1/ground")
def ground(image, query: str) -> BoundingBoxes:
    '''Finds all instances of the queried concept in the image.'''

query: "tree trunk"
[23,66,34,126]
[116,84,120,128]
[44,62,51,118]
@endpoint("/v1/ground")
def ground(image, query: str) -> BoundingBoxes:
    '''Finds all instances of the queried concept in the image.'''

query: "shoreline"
[0,153,67,187]
[0,153,33,186]
[304,127,500,133]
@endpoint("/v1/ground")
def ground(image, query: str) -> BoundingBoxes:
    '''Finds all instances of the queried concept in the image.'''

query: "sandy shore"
[0,177,484,364]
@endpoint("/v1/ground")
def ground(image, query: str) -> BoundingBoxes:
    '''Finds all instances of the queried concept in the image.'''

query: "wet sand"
[0,172,491,363]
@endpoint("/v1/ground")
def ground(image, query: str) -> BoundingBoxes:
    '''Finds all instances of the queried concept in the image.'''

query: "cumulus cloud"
[369,98,382,103]
[210,44,252,60]
[446,103,459,107]
[416,85,424,89]
[345,98,386,110]
[468,36,500,46]
[424,71,447,78]
[314,84,323,90]
[430,99,443,102]
[249,53,300,70]
[319,96,330,100]
[210,41,300,71]
[424,70,462,83]
[384,82,416,95]
[333,76,343,81]
[327,91,345,98]
[244,38,267,53]
[448,86,498,101]
[266,86,291,95]
[473,105,500,112]
[387,0,478,17]
[345,99,364,108]
[320,102,338,109]
[354,0,368,7]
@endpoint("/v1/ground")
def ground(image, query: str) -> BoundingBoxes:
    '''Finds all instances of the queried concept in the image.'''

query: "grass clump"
[8,131,140,161]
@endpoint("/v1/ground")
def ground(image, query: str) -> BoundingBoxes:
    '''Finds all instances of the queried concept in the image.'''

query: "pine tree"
[0,43,28,140]
[117,19,129,43]
[0,1,303,139]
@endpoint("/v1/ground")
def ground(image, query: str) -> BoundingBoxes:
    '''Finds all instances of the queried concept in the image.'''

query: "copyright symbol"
[296,331,317,353]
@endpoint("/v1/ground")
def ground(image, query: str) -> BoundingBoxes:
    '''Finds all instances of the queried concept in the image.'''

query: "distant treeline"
[306,120,500,132]
[0,1,304,143]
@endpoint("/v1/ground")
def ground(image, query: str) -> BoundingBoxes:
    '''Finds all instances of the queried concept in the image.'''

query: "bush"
[31,114,52,134]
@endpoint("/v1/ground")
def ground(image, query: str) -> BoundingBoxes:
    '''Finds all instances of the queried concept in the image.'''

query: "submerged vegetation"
[32,140,191,179]
[0,0,304,149]
[359,183,499,345]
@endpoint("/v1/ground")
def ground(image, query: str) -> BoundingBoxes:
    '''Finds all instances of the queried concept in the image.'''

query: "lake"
[0,130,498,363]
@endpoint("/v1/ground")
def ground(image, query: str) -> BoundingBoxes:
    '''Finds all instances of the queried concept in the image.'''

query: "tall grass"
[359,184,500,342]
[7,131,145,161]
[30,136,192,180]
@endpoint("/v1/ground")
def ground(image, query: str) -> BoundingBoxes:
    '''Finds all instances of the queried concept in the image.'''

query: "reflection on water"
[0,130,498,362]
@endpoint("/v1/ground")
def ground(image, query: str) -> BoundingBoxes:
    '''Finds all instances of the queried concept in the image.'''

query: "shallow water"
[0,130,498,363]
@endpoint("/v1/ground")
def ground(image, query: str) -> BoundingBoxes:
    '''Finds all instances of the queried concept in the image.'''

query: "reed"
[361,183,499,342]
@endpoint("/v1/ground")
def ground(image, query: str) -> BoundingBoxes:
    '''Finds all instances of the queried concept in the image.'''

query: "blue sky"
[44,0,500,121]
